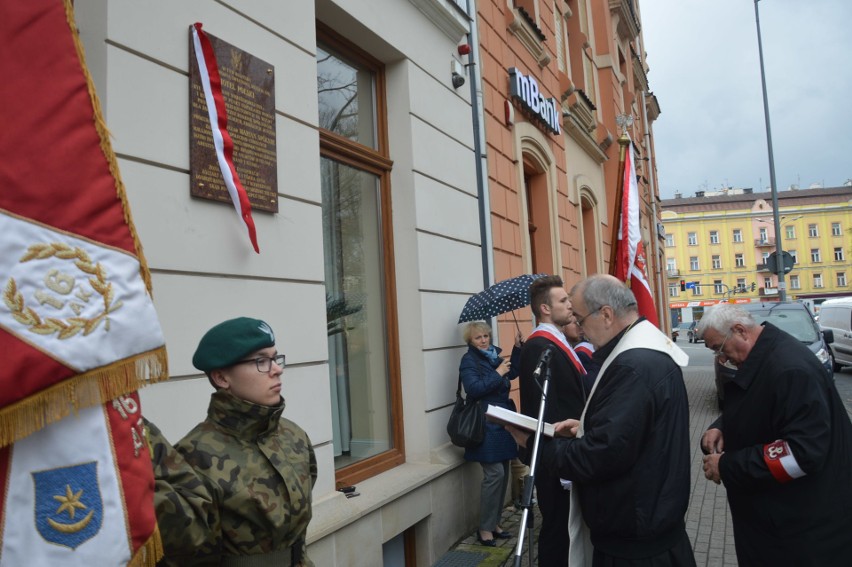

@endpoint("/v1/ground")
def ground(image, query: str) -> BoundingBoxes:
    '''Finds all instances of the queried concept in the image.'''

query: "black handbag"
[446,375,485,448]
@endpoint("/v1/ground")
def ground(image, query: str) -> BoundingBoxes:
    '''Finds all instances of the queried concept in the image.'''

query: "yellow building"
[660,186,852,323]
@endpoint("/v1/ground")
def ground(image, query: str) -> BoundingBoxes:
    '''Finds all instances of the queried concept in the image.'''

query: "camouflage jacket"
[147,390,317,566]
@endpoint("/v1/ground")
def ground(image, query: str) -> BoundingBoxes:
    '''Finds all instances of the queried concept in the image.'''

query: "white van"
[819,297,852,371]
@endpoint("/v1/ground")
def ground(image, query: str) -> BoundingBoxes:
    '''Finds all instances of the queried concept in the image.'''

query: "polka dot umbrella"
[458,274,549,325]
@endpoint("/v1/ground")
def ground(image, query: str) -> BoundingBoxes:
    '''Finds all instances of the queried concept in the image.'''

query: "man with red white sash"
[517,275,587,567]
[699,304,852,566]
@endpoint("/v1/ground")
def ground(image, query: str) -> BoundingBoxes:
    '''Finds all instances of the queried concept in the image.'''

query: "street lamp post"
[753,0,786,300]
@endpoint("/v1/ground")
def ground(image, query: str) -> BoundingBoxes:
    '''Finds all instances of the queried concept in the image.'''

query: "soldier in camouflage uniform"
[146,317,317,566]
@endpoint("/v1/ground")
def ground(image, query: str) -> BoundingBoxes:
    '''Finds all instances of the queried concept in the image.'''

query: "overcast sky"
[640,0,852,199]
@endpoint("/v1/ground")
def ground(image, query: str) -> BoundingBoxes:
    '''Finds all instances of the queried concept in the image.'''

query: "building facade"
[477,0,667,346]
[72,0,663,564]
[661,186,852,324]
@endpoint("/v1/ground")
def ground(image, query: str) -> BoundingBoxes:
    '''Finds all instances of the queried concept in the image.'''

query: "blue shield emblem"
[32,462,103,549]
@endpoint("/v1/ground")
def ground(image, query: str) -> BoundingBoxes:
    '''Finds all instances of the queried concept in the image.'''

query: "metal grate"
[432,550,487,566]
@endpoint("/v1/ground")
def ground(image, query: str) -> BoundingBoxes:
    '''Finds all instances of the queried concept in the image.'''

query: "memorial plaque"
[190,29,278,212]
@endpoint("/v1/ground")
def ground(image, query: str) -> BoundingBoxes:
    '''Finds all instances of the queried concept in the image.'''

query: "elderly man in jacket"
[698,303,852,566]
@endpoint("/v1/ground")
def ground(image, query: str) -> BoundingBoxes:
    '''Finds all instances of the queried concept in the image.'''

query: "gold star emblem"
[54,484,87,519]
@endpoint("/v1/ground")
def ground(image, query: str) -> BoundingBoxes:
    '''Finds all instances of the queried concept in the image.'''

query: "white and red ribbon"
[191,23,260,253]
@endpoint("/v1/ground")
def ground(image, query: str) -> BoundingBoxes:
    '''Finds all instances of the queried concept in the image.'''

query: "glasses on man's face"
[235,354,286,373]
[574,307,602,327]
[712,333,731,357]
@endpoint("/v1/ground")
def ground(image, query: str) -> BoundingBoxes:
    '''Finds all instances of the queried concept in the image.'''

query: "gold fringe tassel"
[0,347,168,447]
[63,0,155,296]
[128,524,165,567]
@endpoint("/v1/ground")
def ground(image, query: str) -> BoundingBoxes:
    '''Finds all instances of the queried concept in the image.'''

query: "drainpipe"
[640,90,667,327]
[465,0,494,294]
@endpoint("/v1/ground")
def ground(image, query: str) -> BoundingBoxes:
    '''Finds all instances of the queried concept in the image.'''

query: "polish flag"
[613,138,659,327]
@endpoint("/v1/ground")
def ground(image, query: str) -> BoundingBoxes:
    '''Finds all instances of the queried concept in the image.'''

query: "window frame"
[317,24,404,487]
[811,248,821,263]
[732,228,743,243]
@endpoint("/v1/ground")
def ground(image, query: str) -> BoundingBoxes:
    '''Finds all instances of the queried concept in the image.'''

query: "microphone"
[533,347,553,379]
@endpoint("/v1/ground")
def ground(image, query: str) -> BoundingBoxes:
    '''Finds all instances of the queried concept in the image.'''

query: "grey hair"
[696,304,757,337]
[573,275,638,318]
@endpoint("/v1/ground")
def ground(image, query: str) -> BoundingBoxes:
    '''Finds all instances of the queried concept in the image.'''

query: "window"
[318,30,403,483]
[733,228,743,243]
[758,227,768,243]
[834,247,845,261]
[690,256,699,270]
[691,285,702,296]
[811,248,821,262]
[832,222,842,236]
[668,284,679,297]
[714,280,723,294]
[736,277,746,291]
[761,251,770,263]
[554,2,567,73]
[813,273,823,288]
[788,250,798,264]
[735,253,745,267]
[712,255,721,269]
[665,233,674,247]
[789,275,800,289]
[709,230,719,244]
[763,277,772,289]
[666,258,676,271]
[687,232,697,246]
[785,225,795,239]
[838,272,848,287]
[808,224,818,237]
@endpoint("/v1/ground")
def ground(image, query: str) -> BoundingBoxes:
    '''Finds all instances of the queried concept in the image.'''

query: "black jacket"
[711,322,852,566]
[459,344,520,463]
[538,330,692,559]
[518,335,586,426]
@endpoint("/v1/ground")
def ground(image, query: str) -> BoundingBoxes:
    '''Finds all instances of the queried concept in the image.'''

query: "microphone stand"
[513,351,552,567]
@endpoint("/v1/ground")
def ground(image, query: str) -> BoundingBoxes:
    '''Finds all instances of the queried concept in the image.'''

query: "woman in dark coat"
[459,321,521,546]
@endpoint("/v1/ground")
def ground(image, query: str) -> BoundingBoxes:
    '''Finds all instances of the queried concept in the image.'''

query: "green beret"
[192,317,276,372]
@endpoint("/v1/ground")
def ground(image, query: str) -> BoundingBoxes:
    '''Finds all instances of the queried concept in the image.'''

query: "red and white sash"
[528,325,587,376]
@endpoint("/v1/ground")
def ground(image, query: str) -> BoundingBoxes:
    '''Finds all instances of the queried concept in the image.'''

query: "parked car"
[714,301,834,409]
[819,297,852,372]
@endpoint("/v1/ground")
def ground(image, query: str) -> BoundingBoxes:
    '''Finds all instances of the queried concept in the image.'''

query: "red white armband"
[763,440,806,483]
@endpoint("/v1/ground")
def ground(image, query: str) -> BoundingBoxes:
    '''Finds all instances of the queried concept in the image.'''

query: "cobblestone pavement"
[436,363,852,566]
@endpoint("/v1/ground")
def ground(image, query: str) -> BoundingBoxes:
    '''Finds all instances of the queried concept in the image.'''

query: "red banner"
[613,138,659,326]
[0,1,165,564]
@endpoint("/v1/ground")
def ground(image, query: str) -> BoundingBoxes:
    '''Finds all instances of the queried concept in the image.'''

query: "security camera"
[452,71,465,89]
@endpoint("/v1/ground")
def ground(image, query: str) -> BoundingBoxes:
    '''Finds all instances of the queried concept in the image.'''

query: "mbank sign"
[508,67,561,135]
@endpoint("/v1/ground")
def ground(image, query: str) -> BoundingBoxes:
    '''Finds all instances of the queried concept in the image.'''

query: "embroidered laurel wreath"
[3,243,123,339]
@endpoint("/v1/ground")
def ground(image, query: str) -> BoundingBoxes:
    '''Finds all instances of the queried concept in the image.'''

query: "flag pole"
[608,130,632,275]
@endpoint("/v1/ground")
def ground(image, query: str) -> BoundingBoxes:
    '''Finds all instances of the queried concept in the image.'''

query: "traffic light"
[680,280,686,291]
[751,282,756,291]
